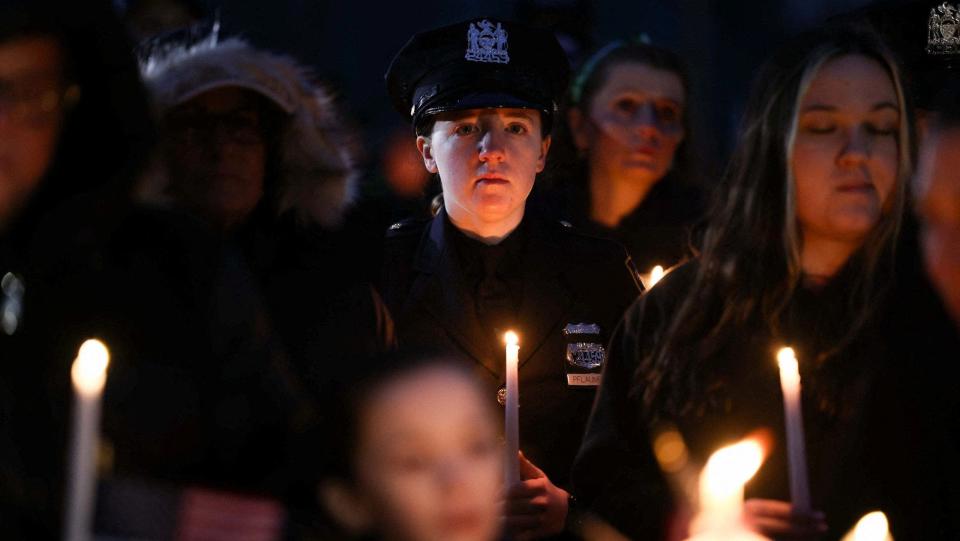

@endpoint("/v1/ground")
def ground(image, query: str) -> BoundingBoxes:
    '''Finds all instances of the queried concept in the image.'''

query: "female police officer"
[382,18,642,540]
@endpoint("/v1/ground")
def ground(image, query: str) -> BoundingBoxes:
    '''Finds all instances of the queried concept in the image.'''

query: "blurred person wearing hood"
[0,2,319,536]
[138,31,394,384]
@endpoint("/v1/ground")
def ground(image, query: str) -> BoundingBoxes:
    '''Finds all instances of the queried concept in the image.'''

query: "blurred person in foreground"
[317,354,502,541]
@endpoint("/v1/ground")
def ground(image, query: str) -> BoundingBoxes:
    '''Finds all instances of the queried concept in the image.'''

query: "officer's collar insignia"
[928,2,960,55]
[465,20,510,64]
[563,322,601,336]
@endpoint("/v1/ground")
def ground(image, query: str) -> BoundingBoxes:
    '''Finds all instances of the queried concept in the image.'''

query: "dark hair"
[929,76,960,130]
[544,39,696,192]
[635,24,913,421]
[569,39,688,112]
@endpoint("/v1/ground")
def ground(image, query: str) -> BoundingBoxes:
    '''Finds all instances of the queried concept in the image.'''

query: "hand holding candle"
[777,347,811,514]
[65,339,110,541]
[504,331,520,488]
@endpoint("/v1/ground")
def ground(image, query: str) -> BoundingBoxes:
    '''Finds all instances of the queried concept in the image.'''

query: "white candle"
[64,339,110,541]
[777,347,811,514]
[504,331,520,487]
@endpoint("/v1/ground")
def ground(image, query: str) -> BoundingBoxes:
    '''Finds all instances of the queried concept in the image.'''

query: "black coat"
[381,208,641,488]
[572,260,960,540]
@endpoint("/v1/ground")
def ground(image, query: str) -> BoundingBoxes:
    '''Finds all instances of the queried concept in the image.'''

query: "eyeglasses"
[0,75,79,127]
[164,110,265,146]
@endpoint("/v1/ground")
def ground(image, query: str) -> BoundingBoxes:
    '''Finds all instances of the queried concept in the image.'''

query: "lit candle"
[649,265,665,288]
[504,331,520,487]
[65,339,110,541]
[687,438,769,540]
[840,511,892,541]
[777,347,810,514]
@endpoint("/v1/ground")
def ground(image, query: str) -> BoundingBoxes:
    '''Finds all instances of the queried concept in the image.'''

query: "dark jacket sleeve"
[571,294,673,540]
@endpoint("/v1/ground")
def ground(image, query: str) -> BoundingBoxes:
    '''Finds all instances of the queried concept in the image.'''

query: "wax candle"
[64,339,110,541]
[777,347,811,514]
[504,331,520,487]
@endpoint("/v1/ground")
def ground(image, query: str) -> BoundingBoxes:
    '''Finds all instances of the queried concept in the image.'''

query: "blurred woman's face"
[162,86,267,232]
[351,366,503,541]
[570,61,685,187]
[0,36,67,229]
[792,54,900,247]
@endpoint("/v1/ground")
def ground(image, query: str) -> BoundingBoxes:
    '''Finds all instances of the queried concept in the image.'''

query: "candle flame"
[777,347,796,365]
[71,339,110,396]
[649,265,665,287]
[702,439,765,499]
[504,331,519,346]
[851,511,890,541]
[777,347,800,385]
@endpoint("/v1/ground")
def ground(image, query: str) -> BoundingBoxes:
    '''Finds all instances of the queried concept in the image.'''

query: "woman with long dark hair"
[572,25,954,540]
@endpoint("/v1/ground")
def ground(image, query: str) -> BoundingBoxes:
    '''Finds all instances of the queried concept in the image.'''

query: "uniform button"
[497,386,507,406]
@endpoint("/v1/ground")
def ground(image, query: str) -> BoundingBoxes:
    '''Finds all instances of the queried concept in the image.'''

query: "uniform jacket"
[572,259,960,540]
[381,208,641,488]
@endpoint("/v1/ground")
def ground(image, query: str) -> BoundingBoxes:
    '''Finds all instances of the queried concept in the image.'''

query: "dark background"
[123,0,923,193]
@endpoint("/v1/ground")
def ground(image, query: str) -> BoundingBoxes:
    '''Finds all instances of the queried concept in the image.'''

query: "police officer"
[382,18,642,539]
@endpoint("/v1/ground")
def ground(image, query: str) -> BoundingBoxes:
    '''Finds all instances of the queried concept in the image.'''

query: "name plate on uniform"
[567,373,602,386]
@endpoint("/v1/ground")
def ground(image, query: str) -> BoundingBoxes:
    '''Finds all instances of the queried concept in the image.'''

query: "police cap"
[385,18,570,133]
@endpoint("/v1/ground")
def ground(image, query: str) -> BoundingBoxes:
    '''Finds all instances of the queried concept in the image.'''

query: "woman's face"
[417,107,549,233]
[350,366,503,541]
[162,86,267,231]
[570,61,685,187]
[792,54,900,247]
[0,36,67,229]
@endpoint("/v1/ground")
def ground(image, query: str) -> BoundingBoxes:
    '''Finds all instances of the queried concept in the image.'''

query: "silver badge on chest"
[465,20,510,64]
[562,322,605,386]
[566,342,605,369]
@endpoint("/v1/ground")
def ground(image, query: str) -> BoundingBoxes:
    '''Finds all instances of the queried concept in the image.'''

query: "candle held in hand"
[504,331,520,487]
[777,347,810,514]
[65,339,110,541]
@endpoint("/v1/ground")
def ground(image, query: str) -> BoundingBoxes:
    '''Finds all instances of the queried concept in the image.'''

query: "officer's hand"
[743,498,827,540]
[502,451,569,540]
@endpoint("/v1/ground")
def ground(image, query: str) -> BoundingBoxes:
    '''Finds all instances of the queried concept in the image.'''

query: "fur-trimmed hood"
[140,37,357,228]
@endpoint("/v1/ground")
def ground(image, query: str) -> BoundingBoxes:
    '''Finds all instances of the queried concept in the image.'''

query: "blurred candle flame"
[71,339,110,396]
[701,439,765,500]
[840,511,892,541]
[649,265,665,288]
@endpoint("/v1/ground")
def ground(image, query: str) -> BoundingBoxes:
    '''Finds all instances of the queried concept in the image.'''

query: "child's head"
[319,355,502,541]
